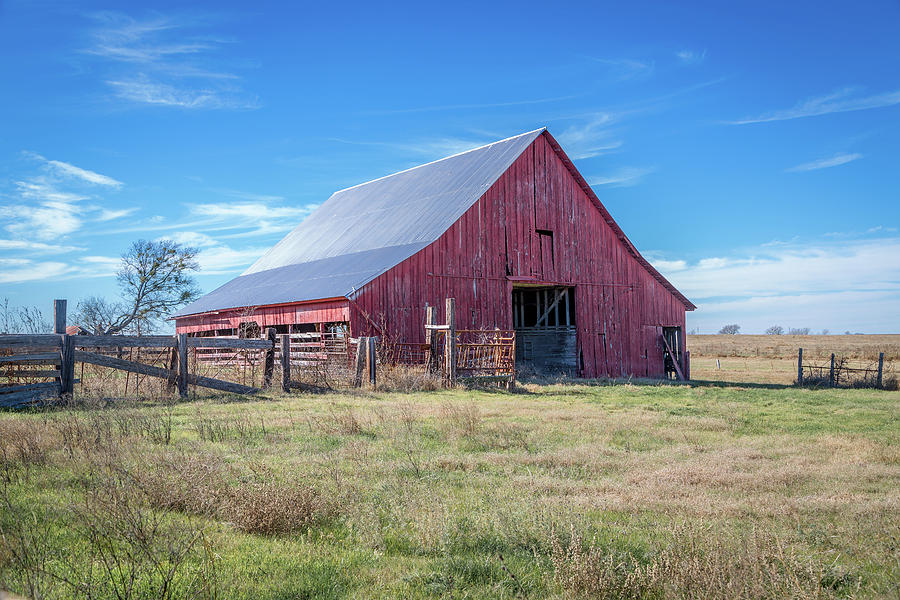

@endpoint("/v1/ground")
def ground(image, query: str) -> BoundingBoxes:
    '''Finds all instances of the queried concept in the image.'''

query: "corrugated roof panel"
[175,128,544,317]
[174,243,428,316]
[243,128,544,274]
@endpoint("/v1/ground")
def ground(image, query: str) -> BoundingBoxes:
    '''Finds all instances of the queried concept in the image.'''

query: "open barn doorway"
[661,326,684,379]
[512,286,577,375]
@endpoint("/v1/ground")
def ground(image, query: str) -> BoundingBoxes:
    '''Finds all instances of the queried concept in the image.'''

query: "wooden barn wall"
[351,132,686,378]
[175,300,349,334]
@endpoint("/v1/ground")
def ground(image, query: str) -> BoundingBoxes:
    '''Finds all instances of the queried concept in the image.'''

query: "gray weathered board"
[74,350,259,395]
[515,326,577,375]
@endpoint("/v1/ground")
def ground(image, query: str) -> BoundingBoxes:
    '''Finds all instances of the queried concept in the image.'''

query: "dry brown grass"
[224,480,329,535]
[550,523,857,599]
[689,334,900,361]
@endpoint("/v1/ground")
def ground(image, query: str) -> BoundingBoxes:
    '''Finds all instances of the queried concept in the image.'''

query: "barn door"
[512,286,576,375]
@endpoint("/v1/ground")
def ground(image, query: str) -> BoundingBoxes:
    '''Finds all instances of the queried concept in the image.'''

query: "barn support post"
[354,337,366,388]
[280,334,291,393]
[367,337,377,389]
[263,328,277,388]
[684,350,691,381]
[829,353,835,387]
[877,352,884,389]
[797,348,803,385]
[425,305,436,371]
[445,298,456,384]
[177,333,188,398]
[53,299,67,334]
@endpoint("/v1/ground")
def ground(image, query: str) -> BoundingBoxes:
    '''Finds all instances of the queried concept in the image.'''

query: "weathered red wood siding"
[351,132,688,378]
[175,299,349,334]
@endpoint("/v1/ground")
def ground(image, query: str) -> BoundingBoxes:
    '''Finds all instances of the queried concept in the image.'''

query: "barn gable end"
[349,131,691,377]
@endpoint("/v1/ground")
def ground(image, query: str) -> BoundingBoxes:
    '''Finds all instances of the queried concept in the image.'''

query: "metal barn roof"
[175,129,545,317]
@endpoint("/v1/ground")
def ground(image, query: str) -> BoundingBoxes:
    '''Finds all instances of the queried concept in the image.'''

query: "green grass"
[1,379,898,599]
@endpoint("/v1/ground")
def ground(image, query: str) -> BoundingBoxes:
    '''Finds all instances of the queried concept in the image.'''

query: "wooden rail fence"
[0,300,308,408]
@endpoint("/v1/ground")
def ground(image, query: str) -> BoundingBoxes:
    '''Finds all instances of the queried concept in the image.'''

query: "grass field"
[688,334,899,386]
[2,370,898,599]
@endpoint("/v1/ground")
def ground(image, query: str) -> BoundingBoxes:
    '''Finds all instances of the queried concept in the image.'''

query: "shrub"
[224,481,330,535]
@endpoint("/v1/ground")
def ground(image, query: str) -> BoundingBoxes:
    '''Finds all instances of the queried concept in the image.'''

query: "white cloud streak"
[588,166,655,187]
[785,153,862,172]
[730,87,900,125]
[676,49,706,64]
[45,159,123,187]
[555,113,623,160]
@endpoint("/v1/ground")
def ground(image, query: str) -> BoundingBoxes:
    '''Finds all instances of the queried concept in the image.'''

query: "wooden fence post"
[263,328,276,388]
[425,305,436,370]
[829,353,835,387]
[177,333,188,398]
[59,334,74,397]
[354,337,366,388]
[797,348,803,385]
[281,334,291,393]
[684,350,690,381]
[53,299,67,334]
[367,336,377,389]
[445,298,456,384]
[877,352,884,389]
[166,345,177,392]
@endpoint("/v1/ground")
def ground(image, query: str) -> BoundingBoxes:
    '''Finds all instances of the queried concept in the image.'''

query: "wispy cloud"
[0,239,83,253]
[24,152,123,187]
[555,113,623,160]
[84,11,258,110]
[588,166,655,187]
[654,236,900,333]
[106,76,258,109]
[0,260,71,284]
[362,94,578,115]
[162,231,268,274]
[587,57,655,81]
[676,49,707,65]
[1,155,128,244]
[785,153,862,172]
[96,207,138,221]
[729,87,900,125]
[326,135,499,161]
[2,187,84,241]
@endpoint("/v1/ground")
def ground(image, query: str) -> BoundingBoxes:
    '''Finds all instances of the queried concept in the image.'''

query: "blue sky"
[1,0,898,333]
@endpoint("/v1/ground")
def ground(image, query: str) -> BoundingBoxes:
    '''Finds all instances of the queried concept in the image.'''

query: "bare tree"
[78,240,200,335]
[788,327,810,335]
[764,325,784,335]
[718,324,740,335]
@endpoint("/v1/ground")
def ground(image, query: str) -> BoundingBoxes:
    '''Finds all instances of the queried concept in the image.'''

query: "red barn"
[174,128,695,378]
